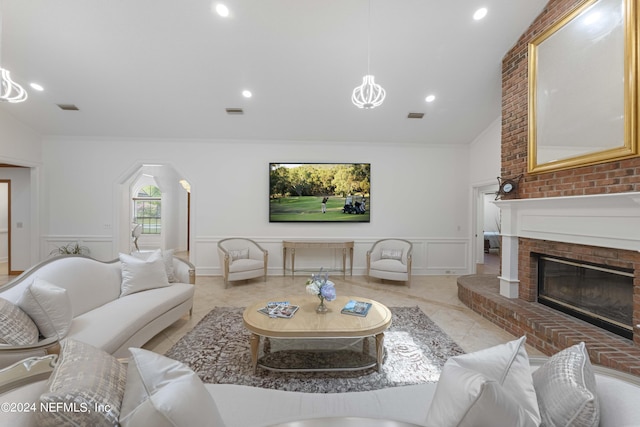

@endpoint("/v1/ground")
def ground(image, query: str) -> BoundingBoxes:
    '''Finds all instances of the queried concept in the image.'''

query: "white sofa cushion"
[36,339,126,427]
[67,283,194,355]
[533,342,599,427]
[595,373,640,427]
[18,278,72,339]
[425,336,540,427]
[120,348,225,427]
[206,383,437,427]
[370,259,407,273]
[0,298,39,345]
[228,258,264,273]
[120,250,170,297]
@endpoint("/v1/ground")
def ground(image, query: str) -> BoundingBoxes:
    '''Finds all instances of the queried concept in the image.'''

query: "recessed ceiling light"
[242,90,252,98]
[425,94,436,103]
[473,7,488,20]
[30,83,44,91]
[215,3,229,17]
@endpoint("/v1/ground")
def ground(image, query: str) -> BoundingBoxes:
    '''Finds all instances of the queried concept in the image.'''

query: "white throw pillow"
[381,248,403,260]
[229,248,249,261]
[161,249,176,282]
[120,348,226,427]
[425,336,541,427]
[533,342,599,427]
[133,249,177,283]
[0,297,39,345]
[120,249,170,297]
[18,278,73,339]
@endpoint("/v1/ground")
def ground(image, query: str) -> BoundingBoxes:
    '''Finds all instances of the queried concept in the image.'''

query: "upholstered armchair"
[366,239,413,287]
[217,238,268,288]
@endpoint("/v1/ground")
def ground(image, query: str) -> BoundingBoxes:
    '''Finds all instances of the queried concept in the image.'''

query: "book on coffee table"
[258,301,299,318]
[341,300,372,317]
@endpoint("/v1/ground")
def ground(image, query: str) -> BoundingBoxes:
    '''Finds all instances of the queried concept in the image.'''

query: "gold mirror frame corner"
[527,0,640,175]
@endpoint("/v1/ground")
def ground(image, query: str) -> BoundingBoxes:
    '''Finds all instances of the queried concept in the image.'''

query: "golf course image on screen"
[269,163,370,223]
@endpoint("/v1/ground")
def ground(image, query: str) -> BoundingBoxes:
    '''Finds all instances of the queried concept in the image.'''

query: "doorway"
[472,183,500,275]
[117,163,190,258]
[0,180,9,277]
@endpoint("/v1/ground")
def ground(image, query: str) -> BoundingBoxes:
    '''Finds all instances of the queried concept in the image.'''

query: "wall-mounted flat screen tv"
[269,163,370,223]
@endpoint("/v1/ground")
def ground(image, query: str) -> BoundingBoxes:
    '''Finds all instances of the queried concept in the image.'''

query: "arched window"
[133,185,161,234]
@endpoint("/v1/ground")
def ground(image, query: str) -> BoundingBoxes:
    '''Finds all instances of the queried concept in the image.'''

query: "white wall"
[0,110,42,165]
[468,117,502,267]
[42,136,472,276]
[0,109,42,270]
[469,117,501,186]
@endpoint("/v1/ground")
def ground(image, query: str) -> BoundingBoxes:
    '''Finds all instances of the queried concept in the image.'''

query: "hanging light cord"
[351,0,386,109]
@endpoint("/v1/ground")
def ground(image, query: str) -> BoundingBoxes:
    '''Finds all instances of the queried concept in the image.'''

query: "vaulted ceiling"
[0,0,547,144]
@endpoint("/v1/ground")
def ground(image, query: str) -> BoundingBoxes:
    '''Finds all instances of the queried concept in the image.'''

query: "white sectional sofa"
[0,252,195,368]
[0,337,639,427]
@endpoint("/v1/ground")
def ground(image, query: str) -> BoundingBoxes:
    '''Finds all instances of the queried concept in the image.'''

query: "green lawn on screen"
[269,196,369,222]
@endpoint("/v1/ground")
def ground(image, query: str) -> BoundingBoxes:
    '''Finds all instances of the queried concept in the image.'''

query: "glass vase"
[315,297,328,314]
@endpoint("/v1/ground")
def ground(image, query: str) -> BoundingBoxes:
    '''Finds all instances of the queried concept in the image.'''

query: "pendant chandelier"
[0,68,27,103]
[0,8,27,103]
[352,0,385,109]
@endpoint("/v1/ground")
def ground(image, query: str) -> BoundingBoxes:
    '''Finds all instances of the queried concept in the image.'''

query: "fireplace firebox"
[536,254,634,340]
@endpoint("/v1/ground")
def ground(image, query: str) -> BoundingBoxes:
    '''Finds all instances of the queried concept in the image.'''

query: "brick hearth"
[458,274,640,376]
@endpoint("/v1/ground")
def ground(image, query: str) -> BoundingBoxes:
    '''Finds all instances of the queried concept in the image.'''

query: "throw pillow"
[425,336,541,427]
[18,278,73,339]
[120,249,170,297]
[229,248,249,261]
[120,348,226,427]
[36,339,126,427]
[532,342,599,427]
[381,248,403,260]
[0,297,39,345]
[161,249,176,282]
[133,249,177,283]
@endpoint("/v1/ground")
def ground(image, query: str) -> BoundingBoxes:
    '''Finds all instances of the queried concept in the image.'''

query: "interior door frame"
[0,180,11,274]
[471,182,499,273]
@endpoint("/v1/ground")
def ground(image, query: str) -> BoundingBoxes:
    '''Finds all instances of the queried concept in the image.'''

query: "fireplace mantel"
[493,192,640,298]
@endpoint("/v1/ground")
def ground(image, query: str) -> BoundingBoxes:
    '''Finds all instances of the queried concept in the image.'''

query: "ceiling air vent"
[225,108,244,115]
[407,112,424,119]
[57,104,79,111]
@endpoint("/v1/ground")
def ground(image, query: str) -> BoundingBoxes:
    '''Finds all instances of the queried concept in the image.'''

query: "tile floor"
[1,254,543,358]
[141,269,543,357]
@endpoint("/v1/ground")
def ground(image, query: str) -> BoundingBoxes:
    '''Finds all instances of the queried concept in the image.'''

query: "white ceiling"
[0,0,547,144]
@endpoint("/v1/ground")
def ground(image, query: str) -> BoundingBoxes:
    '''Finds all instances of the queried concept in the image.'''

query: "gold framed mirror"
[528,0,638,174]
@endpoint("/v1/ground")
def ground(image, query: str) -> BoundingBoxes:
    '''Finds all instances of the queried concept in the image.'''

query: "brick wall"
[496,0,640,352]
[501,0,640,198]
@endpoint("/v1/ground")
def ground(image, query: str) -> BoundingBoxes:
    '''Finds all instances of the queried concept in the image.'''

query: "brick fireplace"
[520,238,640,344]
[458,0,640,373]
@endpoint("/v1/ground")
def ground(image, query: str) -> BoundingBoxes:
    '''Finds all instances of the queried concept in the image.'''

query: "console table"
[282,240,354,278]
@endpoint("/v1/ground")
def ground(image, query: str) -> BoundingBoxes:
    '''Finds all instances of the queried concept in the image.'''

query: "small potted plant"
[50,242,90,256]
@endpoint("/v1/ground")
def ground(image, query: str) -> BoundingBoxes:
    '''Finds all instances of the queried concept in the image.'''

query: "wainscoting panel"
[424,239,469,275]
[194,237,470,277]
[42,236,115,262]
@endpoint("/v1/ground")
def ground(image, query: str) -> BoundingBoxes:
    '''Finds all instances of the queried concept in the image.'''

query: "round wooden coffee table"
[243,295,392,372]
